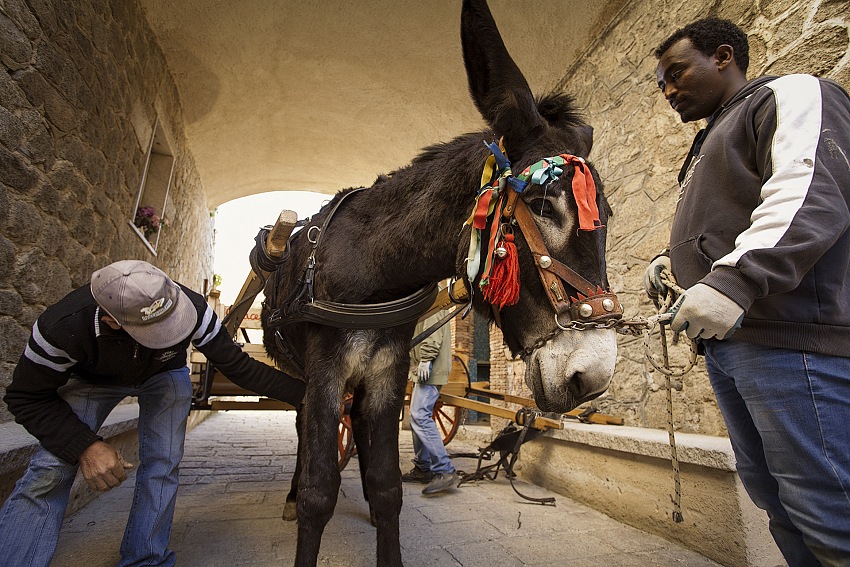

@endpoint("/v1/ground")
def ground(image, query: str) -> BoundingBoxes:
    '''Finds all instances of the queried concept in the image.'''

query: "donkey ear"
[576,124,594,156]
[461,0,545,157]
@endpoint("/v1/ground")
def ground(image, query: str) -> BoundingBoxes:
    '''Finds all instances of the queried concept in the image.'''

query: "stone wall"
[495,0,850,435]
[0,0,214,423]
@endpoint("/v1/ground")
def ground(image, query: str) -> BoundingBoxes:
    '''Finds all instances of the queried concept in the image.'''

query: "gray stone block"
[0,11,32,71]
[0,290,23,317]
[0,145,38,193]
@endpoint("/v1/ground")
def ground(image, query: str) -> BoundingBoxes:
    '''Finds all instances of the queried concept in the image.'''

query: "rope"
[653,267,689,523]
[608,267,695,523]
[661,315,685,523]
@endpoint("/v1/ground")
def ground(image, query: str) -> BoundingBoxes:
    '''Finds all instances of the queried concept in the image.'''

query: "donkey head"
[461,0,618,413]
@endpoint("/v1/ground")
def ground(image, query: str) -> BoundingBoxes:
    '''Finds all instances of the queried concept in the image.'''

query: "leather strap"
[511,194,621,323]
[268,282,439,329]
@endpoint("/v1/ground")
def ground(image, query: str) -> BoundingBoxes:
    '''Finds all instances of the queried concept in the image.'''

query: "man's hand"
[644,255,671,306]
[79,440,133,492]
[670,283,745,340]
[416,361,432,383]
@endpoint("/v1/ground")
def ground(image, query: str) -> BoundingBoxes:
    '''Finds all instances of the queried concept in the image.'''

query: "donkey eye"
[529,199,554,218]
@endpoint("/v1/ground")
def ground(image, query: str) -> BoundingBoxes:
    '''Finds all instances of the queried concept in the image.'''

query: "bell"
[578,303,594,318]
[602,298,615,312]
[495,246,508,258]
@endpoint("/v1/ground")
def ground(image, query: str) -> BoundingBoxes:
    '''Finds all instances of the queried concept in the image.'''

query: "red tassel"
[482,233,520,309]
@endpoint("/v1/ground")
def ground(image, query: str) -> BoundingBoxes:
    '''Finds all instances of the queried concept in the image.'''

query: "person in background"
[0,259,306,567]
[401,306,458,495]
[647,17,850,566]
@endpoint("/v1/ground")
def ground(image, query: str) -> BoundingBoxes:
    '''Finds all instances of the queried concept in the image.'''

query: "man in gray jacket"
[647,17,850,566]
[401,308,457,495]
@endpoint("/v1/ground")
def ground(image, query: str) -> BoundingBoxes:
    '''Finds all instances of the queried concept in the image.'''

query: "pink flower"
[135,206,169,239]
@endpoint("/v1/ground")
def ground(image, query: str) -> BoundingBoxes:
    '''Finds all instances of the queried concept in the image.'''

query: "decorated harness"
[467,141,622,339]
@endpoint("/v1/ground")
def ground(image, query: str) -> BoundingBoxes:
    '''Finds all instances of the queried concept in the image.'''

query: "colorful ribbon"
[465,143,604,292]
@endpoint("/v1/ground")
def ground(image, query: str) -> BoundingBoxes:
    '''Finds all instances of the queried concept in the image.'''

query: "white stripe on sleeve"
[191,305,221,347]
[713,74,822,269]
[32,321,76,362]
[24,344,75,372]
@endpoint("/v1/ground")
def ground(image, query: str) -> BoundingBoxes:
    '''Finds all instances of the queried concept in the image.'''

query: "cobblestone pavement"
[52,411,721,567]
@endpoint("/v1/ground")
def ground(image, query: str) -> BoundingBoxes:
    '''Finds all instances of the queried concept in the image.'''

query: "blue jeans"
[704,339,850,567]
[409,383,454,475]
[0,368,193,567]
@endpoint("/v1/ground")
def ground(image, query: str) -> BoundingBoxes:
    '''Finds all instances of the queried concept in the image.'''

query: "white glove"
[670,283,745,340]
[416,361,432,383]
[644,255,671,305]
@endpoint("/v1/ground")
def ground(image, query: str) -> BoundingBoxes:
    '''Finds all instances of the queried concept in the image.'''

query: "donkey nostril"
[569,374,605,404]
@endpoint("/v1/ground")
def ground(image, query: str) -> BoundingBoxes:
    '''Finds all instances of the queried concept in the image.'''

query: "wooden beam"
[438,393,562,430]
[460,387,624,426]
[209,399,297,411]
[223,210,298,336]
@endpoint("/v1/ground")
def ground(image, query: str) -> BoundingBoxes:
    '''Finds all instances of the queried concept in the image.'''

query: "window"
[129,116,175,255]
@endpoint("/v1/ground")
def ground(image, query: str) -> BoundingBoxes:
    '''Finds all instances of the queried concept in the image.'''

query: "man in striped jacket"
[647,18,850,566]
[0,260,306,567]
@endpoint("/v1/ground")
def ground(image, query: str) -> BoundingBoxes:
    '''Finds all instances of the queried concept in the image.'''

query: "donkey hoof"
[282,501,298,522]
[369,506,377,528]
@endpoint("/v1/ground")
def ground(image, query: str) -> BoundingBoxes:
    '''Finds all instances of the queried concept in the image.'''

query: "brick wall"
[491,0,849,435]
[0,0,214,423]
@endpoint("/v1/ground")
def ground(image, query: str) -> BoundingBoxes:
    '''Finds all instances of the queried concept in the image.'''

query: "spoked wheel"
[433,399,462,446]
[338,393,355,470]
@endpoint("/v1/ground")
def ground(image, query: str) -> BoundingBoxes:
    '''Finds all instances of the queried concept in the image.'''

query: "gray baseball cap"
[91,260,198,349]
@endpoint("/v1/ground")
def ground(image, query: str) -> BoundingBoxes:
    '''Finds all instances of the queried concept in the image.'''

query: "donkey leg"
[349,387,375,526]
[364,392,406,566]
[294,386,342,566]
[283,405,304,522]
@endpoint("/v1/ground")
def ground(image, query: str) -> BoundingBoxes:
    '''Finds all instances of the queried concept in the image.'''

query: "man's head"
[91,260,198,349]
[654,18,749,123]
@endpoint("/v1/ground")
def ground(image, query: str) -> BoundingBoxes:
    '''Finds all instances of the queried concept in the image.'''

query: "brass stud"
[538,255,552,268]
[602,298,615,312]
[578,303,593,318]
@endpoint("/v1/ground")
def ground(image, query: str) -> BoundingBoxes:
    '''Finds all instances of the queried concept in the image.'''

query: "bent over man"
[0,260,306,567]
[648,17,850,567]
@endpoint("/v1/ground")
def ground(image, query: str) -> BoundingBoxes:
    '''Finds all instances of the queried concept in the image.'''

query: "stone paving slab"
[50,410,722,567]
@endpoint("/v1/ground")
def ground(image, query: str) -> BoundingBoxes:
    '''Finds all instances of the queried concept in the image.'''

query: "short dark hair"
[655,17,749,73]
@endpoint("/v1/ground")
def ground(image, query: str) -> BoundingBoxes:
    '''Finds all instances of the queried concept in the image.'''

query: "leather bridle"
[509,193,622,330]
[481,151,624,359]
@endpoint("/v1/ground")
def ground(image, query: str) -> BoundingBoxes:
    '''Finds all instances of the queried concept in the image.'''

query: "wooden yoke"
[223,210,298,337]
[417,278,471,323]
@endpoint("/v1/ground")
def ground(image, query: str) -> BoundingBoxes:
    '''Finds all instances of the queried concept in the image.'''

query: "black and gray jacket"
[4,284,305,463]
[670,74,850,357]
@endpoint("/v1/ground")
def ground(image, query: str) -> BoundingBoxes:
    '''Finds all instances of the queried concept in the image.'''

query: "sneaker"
[401,467,434,483]
[422,471,458,495]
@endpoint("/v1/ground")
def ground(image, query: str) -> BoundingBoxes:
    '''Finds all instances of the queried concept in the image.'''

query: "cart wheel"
[433,400,462,445]
[338,393,355,470]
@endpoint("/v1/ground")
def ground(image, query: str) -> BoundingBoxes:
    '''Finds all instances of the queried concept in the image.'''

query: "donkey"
[262,0,619,564]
